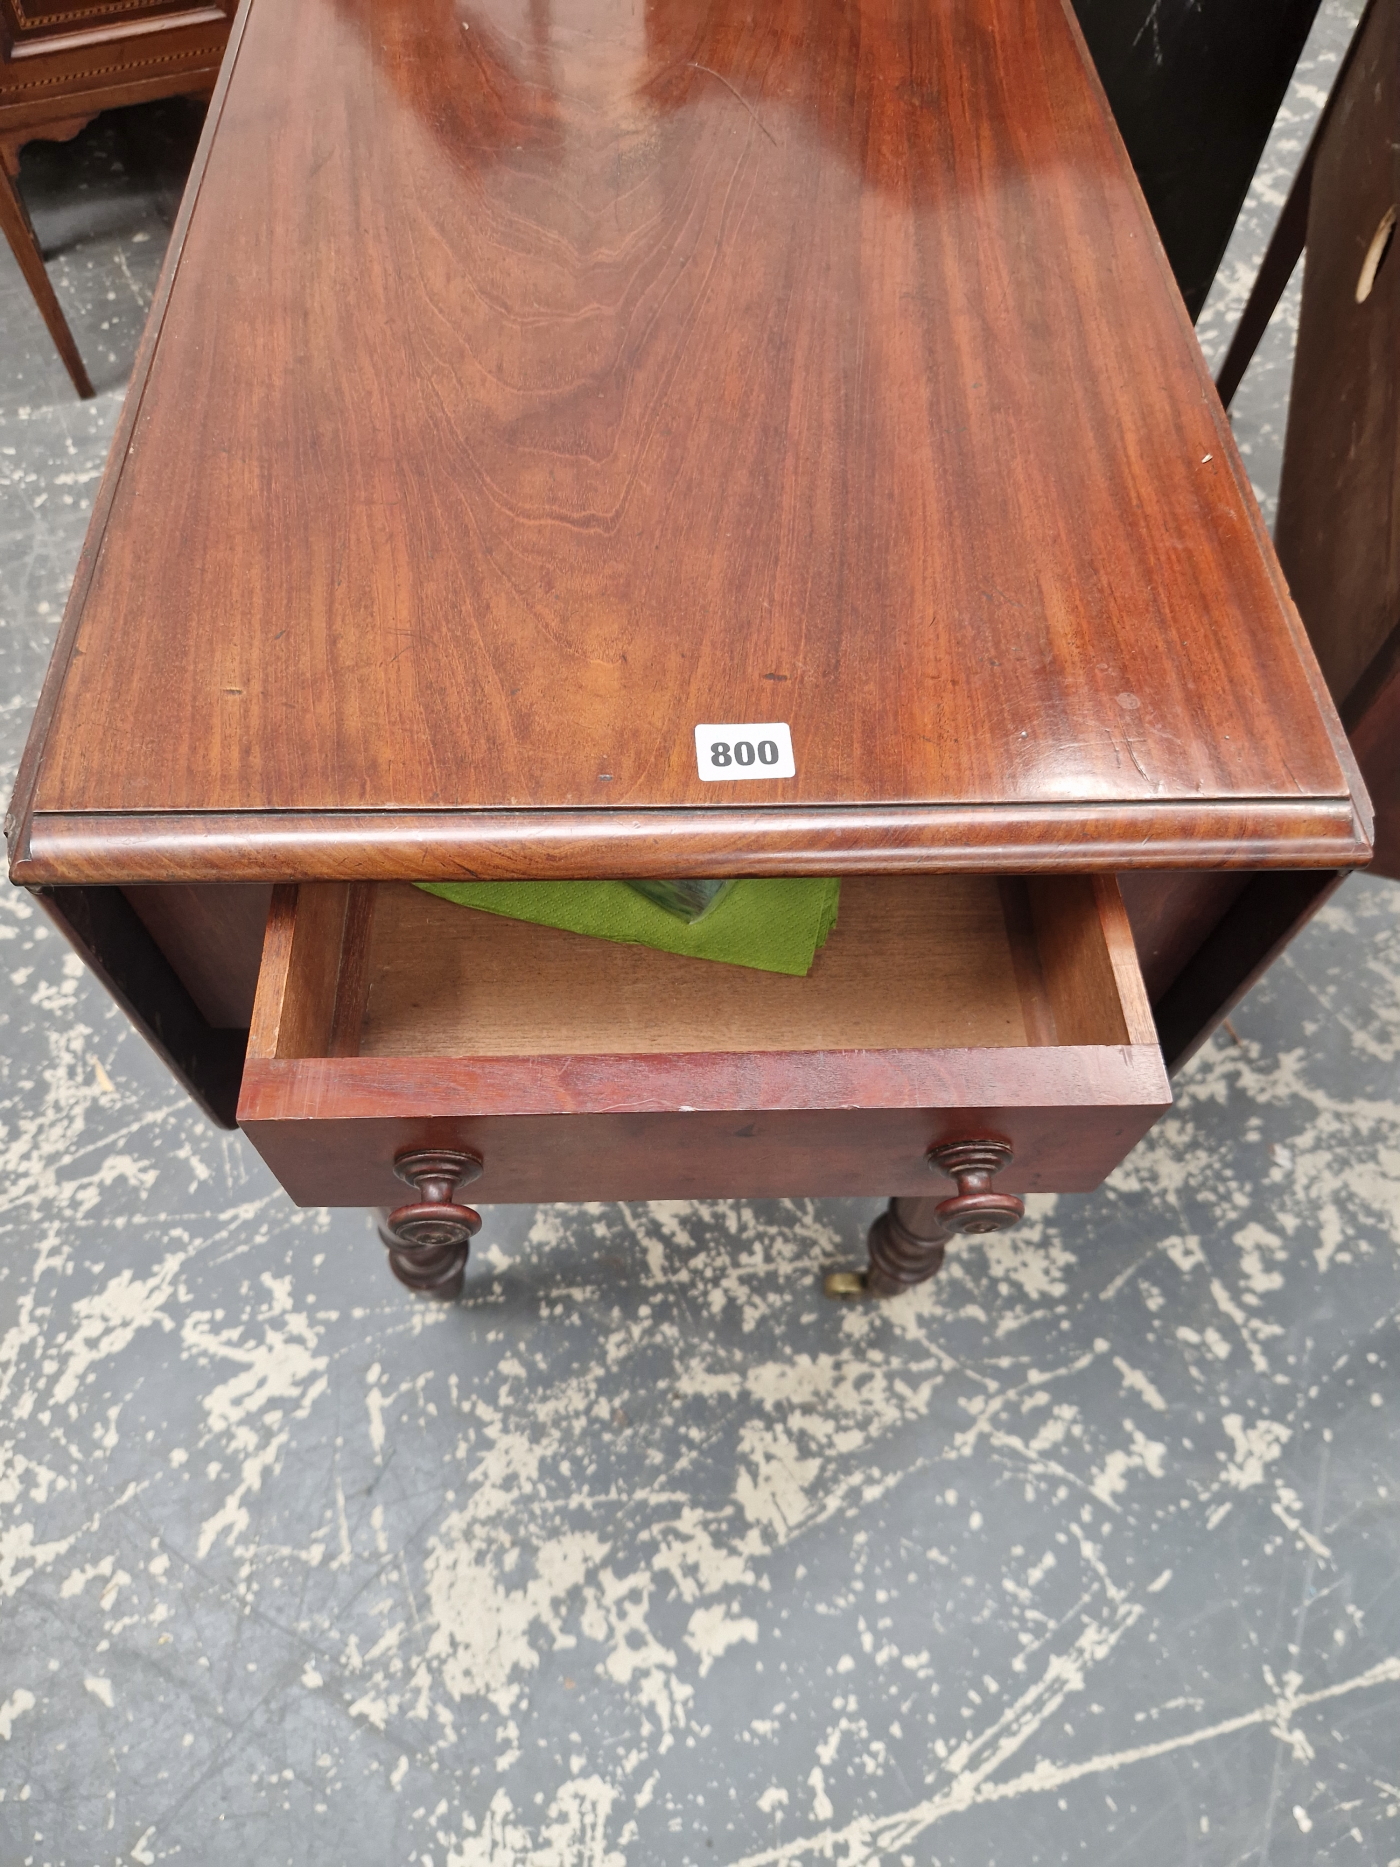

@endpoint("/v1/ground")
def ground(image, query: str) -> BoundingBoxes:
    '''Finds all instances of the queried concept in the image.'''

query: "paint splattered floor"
[2,13,1396,1865]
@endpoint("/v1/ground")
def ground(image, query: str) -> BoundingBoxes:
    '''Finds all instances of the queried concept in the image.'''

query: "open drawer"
[237,875,1171,1208]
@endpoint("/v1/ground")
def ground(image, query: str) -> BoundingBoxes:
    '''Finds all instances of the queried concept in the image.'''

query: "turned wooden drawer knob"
[926,1139,1024,1234]
[381,1148,483,1299]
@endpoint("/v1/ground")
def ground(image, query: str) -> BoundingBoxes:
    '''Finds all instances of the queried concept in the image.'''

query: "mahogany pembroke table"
[5,0,1373,1300]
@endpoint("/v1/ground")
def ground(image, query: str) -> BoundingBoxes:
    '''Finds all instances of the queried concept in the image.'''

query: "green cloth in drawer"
[416,877,840,976]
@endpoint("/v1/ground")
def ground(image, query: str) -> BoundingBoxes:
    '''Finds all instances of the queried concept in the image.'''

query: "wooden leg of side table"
[0,143,95,399]
[859,1196,955,1295]
[375,1214,475,1300]
[828,1139,1027,1299]
[375,1149,484,1300]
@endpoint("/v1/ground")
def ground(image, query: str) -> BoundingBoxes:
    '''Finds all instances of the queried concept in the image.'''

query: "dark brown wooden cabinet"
[1213,0,1399,890]
[1273,0,1400,879]
[6,0,1372,1302]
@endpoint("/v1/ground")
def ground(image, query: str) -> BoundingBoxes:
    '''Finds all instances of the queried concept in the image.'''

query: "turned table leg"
[376,1148,483,1300]
[0,140,95,399]
[863,1194,956,1295]
[827,1139,1026,1299]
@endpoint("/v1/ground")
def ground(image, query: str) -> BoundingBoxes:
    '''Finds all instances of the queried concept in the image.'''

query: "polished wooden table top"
[7,0,1369,884]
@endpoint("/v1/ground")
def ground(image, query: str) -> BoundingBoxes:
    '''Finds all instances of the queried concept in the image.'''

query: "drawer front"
[240,1065,1169,1208]
[237,875,1172,1208]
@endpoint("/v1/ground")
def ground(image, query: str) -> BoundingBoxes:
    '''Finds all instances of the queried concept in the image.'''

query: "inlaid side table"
[1,0,233,395]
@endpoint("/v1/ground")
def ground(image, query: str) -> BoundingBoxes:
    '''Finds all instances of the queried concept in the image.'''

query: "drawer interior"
[248,874,1157,1063]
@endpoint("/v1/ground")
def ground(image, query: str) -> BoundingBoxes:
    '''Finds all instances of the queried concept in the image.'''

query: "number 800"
[710,739,779,768]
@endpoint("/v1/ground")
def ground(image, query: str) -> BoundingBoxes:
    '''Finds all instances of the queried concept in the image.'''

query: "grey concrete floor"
[2,17,1398,1866]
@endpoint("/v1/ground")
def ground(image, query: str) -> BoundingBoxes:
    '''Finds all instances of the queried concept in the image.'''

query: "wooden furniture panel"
[237,875,1170,1208]
[1275,0,1398,709]
[3,1,216,39]
[362,879,1050,1060]
[121,881,270,1027]
[4,0,1367,880]
[1272,0,1400,877]
[1117,871,1250,1006]
[34,884,245,1124]
[0,0,229,120]
[1213,0,1376,412]
[11,799,1370,886]
[1070,0,1325,321]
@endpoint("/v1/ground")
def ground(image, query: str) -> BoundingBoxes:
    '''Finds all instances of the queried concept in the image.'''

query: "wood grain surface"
[121,881,270,1027]
[238,869,1169,1203]
[1274,0,1400,878]
[360,878,1035,1057]
[247,873,1149,1061]
[37,885,247,1126]
[1275,0,1398,709]
[12,798,1370,886]
[237,1080,1172,1206]
[1117,868,1248,1000]
[6,0,1369,882]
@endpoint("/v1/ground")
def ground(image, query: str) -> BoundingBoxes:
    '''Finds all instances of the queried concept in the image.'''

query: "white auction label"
[694,722,796,781]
